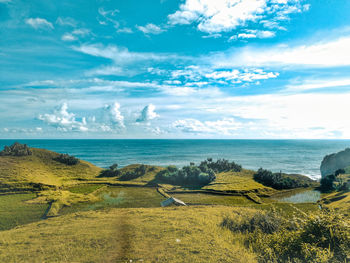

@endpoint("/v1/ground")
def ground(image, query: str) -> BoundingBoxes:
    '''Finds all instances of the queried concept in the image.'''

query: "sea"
[1,139,349,180]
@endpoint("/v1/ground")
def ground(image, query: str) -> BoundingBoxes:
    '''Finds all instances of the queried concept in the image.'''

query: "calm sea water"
[0,139,349,179]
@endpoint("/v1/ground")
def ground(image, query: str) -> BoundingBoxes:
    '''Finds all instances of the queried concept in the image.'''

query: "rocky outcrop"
[320,148,350,177]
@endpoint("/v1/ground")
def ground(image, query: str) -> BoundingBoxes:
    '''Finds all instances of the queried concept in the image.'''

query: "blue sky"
[1,0,350,139]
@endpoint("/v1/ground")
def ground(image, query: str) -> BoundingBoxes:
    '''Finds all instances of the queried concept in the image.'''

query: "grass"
[202,169,276,195]
[0,206,257,263]
[0,193,48,230]
[0,148,102,193]
[67,184,105,194]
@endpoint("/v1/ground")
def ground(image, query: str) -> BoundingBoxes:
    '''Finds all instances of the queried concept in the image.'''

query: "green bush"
[199,158,242,173]
[254,168,311,189]
[156,163,216,186]
[99,163,120,177]
[119,164,147,181]
[53,153,79,165]
[0,142,32,157]
[156,158,242,186]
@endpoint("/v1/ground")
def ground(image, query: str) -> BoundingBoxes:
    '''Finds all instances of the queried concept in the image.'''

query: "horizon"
[2,0,350,139]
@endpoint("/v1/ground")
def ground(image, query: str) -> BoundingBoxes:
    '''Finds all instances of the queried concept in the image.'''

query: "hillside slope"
[0,148,102,193]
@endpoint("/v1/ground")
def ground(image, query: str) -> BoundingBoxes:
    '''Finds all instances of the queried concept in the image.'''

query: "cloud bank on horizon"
[1,0,350,139]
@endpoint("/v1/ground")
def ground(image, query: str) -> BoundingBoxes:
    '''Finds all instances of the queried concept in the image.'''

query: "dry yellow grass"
[0,206,257,263]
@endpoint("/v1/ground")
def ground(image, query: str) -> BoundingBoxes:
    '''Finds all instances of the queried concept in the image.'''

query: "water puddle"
[272,189,321,203]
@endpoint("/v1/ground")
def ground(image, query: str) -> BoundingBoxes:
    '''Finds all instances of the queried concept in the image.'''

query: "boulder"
[320,148,350,177]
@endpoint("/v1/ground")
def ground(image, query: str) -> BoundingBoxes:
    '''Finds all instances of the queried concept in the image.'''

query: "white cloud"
[173,117,242,135]
[151,66,279,84]
[136,23,165,34]
[25,18,54,30]
[56,17,77,27]
[231,30,276,40]
[74,44,186,64]
[61,33,77,41]
[117,27,133,34]
[98,7,120,28]
[104,102,125,128]
[168,0,307,35]
[203,92,350,138]
[38,103,89,132]
[285,78,350,92]
[136,104,159,122]
[214,36,350,68]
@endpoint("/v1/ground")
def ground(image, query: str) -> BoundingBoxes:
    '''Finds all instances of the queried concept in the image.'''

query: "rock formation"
[320,148,350,177]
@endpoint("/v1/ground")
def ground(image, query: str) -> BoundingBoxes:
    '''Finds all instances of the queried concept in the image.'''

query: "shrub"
[320,174,336,192]
[224,210,350,263]
[54,153,79,165]
[199,158,242,173]
[156,158,242,186]
[156,163,216,186]
[221,210,284,235]
[99,163,120,177]
[254,168,311,189]
[0,142,32,156]
[119,164,147,181]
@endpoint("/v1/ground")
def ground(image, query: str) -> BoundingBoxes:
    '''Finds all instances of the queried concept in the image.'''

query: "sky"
[1,0,350,139]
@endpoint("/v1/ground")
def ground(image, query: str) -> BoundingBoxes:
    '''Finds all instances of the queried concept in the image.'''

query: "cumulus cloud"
[25,18,54,30]
[168,0,308,35]
[104,102,125,128]
[38,103,88,132]
[136,23,164,34]
[136,104,159,122]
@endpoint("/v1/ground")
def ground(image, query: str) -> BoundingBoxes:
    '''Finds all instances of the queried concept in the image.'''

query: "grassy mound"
[0,147,102,193]
[202,169,276,196]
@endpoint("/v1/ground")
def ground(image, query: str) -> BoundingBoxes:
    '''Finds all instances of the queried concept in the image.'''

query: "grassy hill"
[202,169,275,195]
[0,148,102,193]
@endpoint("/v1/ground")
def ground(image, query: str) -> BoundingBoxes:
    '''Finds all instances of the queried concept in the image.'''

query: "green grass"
[202,169,275,195]
[67,184,105,194]
[0,193,48,230]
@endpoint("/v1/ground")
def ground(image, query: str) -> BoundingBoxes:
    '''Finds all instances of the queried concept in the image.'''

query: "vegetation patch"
[0,193,48,230]
[222,210,350,263]
[254,168,317,190]
[0,142,32,156]
[53,153,79,165]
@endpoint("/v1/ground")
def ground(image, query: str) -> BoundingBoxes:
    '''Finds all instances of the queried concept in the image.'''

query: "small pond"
[272,189,321,203]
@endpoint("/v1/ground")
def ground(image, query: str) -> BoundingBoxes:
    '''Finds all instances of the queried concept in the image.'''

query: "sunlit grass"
[0,193,48,230]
